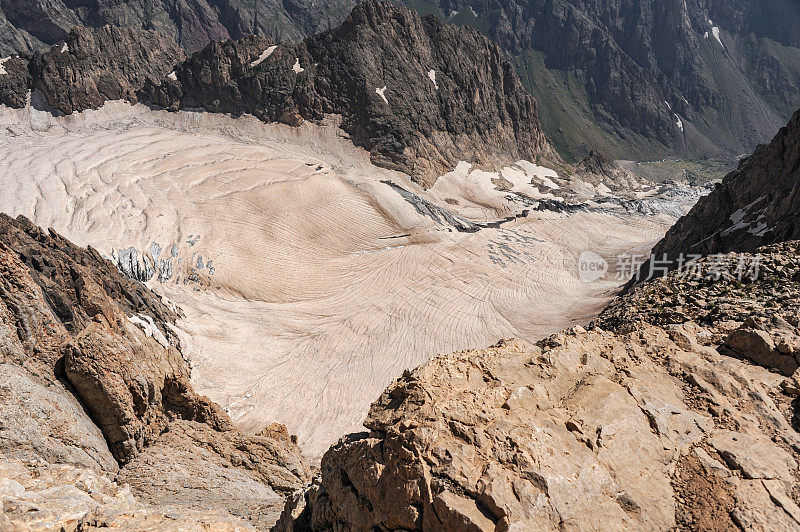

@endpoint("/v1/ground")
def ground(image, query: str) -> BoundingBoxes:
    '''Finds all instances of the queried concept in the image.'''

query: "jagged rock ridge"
[3,0,800,163]
[142,0,555,186]
[0,0,358,54]
[29,25,185,115]
[0,1,556,188]
[0,24,185,114]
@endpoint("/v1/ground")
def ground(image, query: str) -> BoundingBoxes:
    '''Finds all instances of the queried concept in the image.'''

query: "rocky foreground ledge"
[0,214,309,530]
[276,243,800,530]
[2,226,800,530]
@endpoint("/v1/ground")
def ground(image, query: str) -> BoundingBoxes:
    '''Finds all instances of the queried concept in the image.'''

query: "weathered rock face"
[639,108,800,280]
[0,54,30,108]
[143,0,555,187]
[278,242,800,530]
[119,420,310,529]
[0,0,360,55]
[0,456,260,531]
[0,363,118,473]
[26,25,185,115]
[0,213,310,528]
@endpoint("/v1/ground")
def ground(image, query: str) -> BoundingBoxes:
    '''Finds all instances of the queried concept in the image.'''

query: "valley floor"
[0,103,681,457]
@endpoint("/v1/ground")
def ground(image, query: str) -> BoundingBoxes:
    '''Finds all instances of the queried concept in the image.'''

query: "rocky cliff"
[0,25,184,114]
[638,106,800,281]
[277,242,800,531]
[0,214,309,529]
[142,0,554,186]
[29,25,185,115]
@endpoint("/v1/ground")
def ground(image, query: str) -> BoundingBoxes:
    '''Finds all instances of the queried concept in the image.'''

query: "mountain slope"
[638,106,800,281]
[398,0,800,162]
[0,213,309,528]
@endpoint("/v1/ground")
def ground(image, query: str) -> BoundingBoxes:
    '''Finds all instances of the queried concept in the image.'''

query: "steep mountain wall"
[415,0,800,161]
[2,0,799,162]
[0,0,358,54]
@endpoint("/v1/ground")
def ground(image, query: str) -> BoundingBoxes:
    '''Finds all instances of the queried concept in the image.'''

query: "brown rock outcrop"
[0,456,257,531]
[0,213,310,528]
[279,243,800,530]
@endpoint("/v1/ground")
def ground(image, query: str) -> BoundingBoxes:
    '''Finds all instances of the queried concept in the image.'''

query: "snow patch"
[596,183,612,196]
[721,196,769,236]
[748,221,771,237]
[60,43,69,54]
[467,6,478,17]
[292,58,304,73]
[729,207,747,225]
[712,26,723,47]
[516,160,560,189]
[0,57,9,76]
[375,86,388,104]
[708,19,724,48]
[430,160,565,220]
[128,313,169,347]
[675,114,684,132]
[428,69,438,90]
[664,100,671,110]
[167,71,178,81]
[250,45,278,68]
